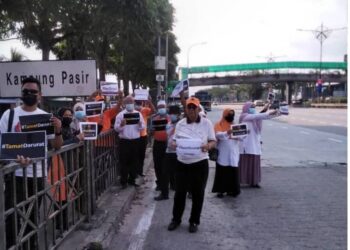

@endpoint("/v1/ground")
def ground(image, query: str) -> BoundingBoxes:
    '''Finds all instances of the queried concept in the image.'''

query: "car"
[253,100,264,106]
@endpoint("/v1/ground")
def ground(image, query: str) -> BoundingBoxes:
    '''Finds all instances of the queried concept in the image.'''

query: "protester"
[0,76,63,249]
[154,104,181,201]
[135,96,155,177]
[114,95,145,188]
[167,97,216,233]
[57,107,84,144]
[212,108,241,198]
[150,100,170,190]
[71,102,86,131]
[238,101,278,188]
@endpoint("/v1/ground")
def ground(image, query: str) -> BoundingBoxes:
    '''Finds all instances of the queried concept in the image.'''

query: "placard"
[79,122,98,140]
[176,138,202,158]
[231,123,248,138]
[152,119,168,131]
[100,81,118,96]
[124,113,140,125]
[0,131,47,160]
[19,113,54,136]
[134,89,149,101]
[84,101,103,117]
[267,92,275,102]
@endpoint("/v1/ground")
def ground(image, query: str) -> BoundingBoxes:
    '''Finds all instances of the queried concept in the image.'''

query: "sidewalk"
[58,147,154,250]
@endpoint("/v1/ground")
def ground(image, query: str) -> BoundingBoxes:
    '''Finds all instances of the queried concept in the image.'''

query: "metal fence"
[0,129,120,250]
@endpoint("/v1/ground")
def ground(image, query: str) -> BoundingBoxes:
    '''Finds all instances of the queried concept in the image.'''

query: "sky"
[0,0,347,94]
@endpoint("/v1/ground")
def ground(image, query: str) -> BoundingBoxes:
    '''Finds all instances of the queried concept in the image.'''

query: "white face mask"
[126,104,134,112]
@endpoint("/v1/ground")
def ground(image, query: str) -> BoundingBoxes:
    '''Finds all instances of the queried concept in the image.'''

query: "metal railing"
[0,130,120,250]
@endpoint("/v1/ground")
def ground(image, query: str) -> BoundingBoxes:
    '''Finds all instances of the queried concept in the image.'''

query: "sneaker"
[189,223,198,233]
[167,221,180,231]
[154,194,169,201]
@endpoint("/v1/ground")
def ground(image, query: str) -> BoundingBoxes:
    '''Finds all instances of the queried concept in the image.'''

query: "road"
[108,105,347,250]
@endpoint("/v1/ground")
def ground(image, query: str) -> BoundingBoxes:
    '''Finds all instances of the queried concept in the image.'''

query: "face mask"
[248,108,256,114]
[75,111,85,120]
[170,114,178,123]
[126,104,134,112]
[158,108,167,115]
[225,115,234,123]
[62,117,73,127]
[21,94,37,106]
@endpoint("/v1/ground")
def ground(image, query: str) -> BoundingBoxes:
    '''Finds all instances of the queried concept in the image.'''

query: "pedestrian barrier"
[0,129,120,250]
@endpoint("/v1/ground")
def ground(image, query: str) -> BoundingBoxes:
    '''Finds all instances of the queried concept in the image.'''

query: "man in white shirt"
[0,76,63,249]
[114,95,145,188]
[167,97,216,233]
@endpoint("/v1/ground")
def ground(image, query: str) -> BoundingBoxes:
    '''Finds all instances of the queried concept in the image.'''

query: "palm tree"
[10,48,26,61]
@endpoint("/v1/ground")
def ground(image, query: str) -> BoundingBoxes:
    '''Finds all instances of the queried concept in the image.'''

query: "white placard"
[230,123,248,138]
[176,138,202,158]
[154,56,166,70]
[100,81,118,96]
[134,89,149,101]
[170,79,189,97]
[79,122,98,140]
[0,60,97,97]
[156,74,164,82]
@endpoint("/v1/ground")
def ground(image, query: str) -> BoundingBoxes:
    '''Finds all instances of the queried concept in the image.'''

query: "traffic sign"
[156,74,164,82]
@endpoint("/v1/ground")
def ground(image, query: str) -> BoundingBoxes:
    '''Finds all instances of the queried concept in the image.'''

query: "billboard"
[0,60,97,97]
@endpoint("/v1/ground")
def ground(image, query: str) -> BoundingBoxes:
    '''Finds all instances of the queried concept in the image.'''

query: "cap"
[186,97,200,107]
[157,100,166,106]
[95,95,105,101]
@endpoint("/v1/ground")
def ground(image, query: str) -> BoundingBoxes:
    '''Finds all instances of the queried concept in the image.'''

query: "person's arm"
[146,95,156,115]
[50,116,63,150]
[114,113,125,132]
[260,102,270,113]
[179,90,186,115]
[138,112,146,131]
[242,112,275,122]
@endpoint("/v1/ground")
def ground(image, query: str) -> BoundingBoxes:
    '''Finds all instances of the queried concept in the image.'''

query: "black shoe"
[155,186,161,191]
[251,184,261,188]
[131,182,140,187]
[189,223,198,233]
[217,193,224,198]
[168,221,180,231]
[187,193,192,199]
[139,173,146,177]
[154,194,169,201]
[227,192,240,197]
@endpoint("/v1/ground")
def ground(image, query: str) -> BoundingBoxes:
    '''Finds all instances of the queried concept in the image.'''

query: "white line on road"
[281,126,288,129]
[328,138,343,143]
[300,131,310,135]
[128,185,156,250]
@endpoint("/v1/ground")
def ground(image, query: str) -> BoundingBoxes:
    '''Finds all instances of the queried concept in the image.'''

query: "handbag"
[208,147,219,161]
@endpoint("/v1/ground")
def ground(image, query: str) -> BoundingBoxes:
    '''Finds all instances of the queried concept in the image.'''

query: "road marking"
[328,138,342,143]
[281,126,288,129]
[300,131,310,135]
[319,121,327,124]
[128,184,156,250]
[331,123,340,126]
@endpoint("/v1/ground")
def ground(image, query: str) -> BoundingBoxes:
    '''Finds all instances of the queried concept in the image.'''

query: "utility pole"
[298,23,346,79]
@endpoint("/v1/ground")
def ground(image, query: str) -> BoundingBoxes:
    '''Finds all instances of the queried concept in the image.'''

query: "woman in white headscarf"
[238,101,278,188]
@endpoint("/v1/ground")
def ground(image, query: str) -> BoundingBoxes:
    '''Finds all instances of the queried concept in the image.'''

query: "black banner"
[85,102,103,117]
[19,113,54,135]
[152,119,168,131]
[231,123,248,137]
[124,112,140,125]
[0,131,47,160]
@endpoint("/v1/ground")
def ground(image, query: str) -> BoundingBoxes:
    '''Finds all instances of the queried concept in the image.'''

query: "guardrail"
[0,130,120,250]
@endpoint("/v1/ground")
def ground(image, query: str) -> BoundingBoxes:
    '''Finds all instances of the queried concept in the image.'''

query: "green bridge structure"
[179,61,347,103]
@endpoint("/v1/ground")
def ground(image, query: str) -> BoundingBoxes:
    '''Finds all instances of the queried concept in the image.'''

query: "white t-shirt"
[174,117,216,164]
[114,109,145,140]
[0,106,51,177]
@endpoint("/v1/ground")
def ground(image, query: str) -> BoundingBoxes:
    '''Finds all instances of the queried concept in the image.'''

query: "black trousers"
[172,159,209,225]
[160,153,177,196]
[137,136,148,175]
[119,138,139,185]
[152,140,167,187]
[5,176,45,249]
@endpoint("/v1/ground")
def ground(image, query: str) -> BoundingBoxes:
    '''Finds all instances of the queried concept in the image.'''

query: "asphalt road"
[108,105,347,250]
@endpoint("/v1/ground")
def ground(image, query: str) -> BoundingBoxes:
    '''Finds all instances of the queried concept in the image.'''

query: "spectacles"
[22,89,39,95]
[187,104,197,110]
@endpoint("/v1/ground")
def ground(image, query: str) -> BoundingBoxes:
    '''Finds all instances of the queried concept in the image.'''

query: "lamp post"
[186,42,207,79]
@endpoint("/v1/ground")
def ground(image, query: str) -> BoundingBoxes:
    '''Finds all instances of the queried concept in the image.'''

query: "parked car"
[253,100,264,106]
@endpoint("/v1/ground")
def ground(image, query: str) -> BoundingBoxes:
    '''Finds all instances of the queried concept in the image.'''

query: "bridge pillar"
[285,81,294,104]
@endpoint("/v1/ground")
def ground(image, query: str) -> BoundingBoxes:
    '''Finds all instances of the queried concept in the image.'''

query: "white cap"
[157,100,166,106]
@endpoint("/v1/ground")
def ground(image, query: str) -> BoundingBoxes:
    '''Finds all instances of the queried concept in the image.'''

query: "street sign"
[154,56,166,70]
[156,74,164,82]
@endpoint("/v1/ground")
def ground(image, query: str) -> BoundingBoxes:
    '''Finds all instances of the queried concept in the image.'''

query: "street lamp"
[186,42,207,79]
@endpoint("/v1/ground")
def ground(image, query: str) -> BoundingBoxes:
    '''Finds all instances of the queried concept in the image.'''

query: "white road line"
[300,131,310,135]
[319,121,327,124]
[281,126,288,129]
[331,123,340,126]
[128,185,156,250]
[328,138,342,143]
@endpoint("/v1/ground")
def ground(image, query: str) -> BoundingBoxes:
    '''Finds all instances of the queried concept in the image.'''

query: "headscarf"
[239,101,262,134]
[214,108,234,132]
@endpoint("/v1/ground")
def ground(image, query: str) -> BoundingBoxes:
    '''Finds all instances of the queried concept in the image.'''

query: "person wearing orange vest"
[135,96,155,176]
[150,100,170,190]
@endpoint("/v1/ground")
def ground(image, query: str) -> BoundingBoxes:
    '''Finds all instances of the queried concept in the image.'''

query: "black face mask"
[62,117,73,127]
[21,94,37,106]
[225,115,234,123]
